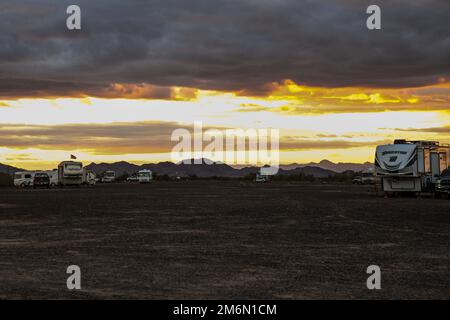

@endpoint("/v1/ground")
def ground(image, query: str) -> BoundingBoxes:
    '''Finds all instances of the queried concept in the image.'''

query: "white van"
[138,169,152,183]
[101,171,116,183]
[45,170,59,187]
[14,171,35,187]
[82,168,97,185]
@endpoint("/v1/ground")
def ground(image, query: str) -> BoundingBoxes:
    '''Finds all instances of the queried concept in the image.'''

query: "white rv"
[353,168,378,185]
[58,161,83,186]
[375,140,450,193]
[101,171,116,183]
[138,169,153,183]
[14,171,35,187]
[45,170,59,187]
[82,168,96,185]
[255,170,270,183]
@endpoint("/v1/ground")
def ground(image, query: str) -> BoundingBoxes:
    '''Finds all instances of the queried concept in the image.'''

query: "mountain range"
[0,159,373,178]
[84,159,360,178]
[0,163,23,175]
[278,160,373,173]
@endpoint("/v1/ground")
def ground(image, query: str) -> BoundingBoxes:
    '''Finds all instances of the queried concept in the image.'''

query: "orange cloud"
[237,80,450,114]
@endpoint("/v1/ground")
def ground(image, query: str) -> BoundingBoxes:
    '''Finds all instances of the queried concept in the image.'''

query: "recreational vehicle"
[45,170,59,187]
[101,171,116,183]
[352,168,377,185]
[58,161,83,186]
[255,170,270,183]
[14,171,35,187]
[435,168,450,198]
[137,169,152,183]
[375,140,450,194]
[82,168,97,185]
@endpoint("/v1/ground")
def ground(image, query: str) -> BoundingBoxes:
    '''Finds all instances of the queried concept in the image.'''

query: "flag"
[70,154,77,159]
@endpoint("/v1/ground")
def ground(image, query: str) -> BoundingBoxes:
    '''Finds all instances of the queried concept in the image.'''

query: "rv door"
[417,148,425,173]
[431,152,440,183]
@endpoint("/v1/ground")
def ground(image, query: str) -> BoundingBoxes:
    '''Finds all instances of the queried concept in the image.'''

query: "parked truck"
[375,140,450,194]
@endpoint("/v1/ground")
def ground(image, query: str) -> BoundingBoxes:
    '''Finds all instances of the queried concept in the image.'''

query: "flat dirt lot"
[0,181,449,299]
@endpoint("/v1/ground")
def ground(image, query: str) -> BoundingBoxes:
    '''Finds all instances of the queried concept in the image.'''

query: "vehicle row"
[14,161,153,188]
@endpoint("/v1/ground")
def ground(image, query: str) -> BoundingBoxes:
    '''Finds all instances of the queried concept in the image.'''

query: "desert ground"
[0,181,449,299]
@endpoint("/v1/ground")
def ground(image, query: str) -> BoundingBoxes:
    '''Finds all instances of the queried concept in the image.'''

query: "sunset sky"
[0,0,449,170]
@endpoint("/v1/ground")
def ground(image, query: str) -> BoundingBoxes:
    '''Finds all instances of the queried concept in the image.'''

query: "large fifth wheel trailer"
[58,161,83,186]
[375,140,450,194]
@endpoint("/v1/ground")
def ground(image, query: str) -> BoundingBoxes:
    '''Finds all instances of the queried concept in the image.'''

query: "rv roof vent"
[394,139,407,144]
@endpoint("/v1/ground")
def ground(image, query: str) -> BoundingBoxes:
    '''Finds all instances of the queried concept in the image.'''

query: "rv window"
[25,174,32,179]
[65,164,82,170]
[14,174,22,179]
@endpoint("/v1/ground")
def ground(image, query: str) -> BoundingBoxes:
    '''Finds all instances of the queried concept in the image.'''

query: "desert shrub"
[242,173,256,181]
[116,173,129,182]
[272,173,316,182]
[154,173,171,181]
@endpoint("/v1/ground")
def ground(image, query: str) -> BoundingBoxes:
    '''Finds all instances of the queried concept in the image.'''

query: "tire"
[20,183,26,188]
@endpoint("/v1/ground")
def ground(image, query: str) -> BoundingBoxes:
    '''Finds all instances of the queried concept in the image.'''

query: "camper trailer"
[137,169,152,184]
[45,170,59,187]
[82,168,97,185]
[353,168,377,185]
[375,140,450,194]
[101,171,116,183]
[14,171,35,187]
[255,169,270,183]
[58,161,83,186]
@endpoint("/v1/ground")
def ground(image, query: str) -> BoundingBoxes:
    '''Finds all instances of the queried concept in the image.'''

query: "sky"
[0,0,449,170]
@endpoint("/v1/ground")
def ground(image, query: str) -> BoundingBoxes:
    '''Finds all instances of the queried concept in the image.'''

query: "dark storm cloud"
[0,0,449,98]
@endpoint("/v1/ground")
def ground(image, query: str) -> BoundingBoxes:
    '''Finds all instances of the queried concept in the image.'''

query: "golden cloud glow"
[1,80,449,169]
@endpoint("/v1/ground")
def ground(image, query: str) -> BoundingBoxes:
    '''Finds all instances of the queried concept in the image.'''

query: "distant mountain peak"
[0,163,23,174]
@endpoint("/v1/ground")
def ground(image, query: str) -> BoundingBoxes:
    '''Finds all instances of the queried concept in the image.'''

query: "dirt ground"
[0,181,449,299]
